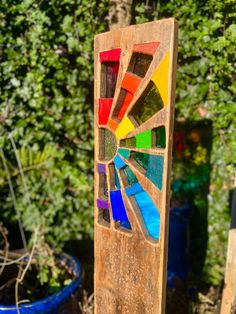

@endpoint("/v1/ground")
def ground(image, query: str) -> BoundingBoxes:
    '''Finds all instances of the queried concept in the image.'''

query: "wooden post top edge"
[94,18,178,41]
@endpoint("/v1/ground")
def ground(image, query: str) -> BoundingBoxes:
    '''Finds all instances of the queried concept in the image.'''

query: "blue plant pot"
[167,205,191,288]
[0,253,82,313]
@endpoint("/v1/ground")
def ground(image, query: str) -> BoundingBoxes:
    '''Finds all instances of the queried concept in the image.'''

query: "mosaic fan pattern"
[96,42,170,242]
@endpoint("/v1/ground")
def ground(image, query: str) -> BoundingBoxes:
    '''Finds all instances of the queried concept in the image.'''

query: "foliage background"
[0,0,235,286]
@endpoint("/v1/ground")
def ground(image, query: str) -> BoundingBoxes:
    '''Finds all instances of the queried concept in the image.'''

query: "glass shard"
[135,129,152,149]
[118,148,130,160]
[99,128,117,161]
[134,191,160,240]
[153,126,166,148]
[120,137,136,148]
[110,190,129,222]
[127,52,153,78]
[101,62,119,98]
[129,81,164,126]
[134,152,164,190]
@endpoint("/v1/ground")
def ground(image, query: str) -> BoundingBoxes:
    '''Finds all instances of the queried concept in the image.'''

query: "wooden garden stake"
[221,172,236,314]
[94,19,178,314]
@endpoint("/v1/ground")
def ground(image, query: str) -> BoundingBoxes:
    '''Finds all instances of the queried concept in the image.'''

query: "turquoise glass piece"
[134,191,160,239]
[134,152,164,190]
[146,155,164,190]
[114,167,121,189]
[114,154,126,169]
[118,148,130,159]
[124,166,138,185]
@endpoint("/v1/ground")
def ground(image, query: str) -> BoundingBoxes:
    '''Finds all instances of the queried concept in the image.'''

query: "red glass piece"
[133,42,160,55]
[99,48,121,62]
[98,98,113,125]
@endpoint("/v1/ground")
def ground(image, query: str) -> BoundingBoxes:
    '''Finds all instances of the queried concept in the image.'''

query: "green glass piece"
[118,148,130,159]
[129,81,164,126]
[124,166,138,185]
[155,126,166,148]
[120,137,136,148]
[99,129,117,161]
[135,130,152,149]
[134,152,149,170]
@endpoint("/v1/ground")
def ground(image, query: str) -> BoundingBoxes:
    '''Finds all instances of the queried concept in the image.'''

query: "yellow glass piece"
[115,117,135,140]
[151,52,170,106]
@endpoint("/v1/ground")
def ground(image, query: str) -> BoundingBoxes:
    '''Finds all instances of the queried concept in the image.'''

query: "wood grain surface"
[94,19,178,314]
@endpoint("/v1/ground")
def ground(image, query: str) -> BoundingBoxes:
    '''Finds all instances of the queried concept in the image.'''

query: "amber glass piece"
[128,52,153,78]
[99,128,117,161]
[101,62,119,98]
[102,208,110,223]
[120,137,136,148]
[129,81,164,126]
[99,173,108,199]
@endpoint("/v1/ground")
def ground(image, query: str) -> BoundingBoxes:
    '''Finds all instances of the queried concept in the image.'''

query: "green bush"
[0,0,108,249]
[0,0,235,286]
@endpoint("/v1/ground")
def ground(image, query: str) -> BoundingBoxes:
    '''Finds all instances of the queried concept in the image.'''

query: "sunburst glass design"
[95,41,170,243]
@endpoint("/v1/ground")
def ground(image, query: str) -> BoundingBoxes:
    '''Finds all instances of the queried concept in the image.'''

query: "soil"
[0,258,73,305]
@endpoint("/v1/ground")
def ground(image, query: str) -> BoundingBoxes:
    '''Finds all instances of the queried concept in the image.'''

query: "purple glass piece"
[97,198,109,209]
[98,163,106,173]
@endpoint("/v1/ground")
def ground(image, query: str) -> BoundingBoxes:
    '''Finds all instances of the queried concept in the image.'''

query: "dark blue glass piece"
[120,220,131,229]
[110,190,129,222]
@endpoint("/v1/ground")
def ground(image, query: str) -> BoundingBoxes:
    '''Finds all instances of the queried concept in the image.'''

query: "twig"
[0,223,9,275]
[0,148,27,249]
[15,227,39,313]
[0,252,29,266]
[9,133,32,210]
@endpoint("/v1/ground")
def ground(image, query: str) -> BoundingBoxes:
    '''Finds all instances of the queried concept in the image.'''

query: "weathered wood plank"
[94,18,178,314]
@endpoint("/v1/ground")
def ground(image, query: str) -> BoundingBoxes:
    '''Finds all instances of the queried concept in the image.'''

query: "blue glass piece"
[110,190,129,221]
[114,154,126,169]
[114,167,121,189]
[120,221,131,229]
[134,191,160,239]
[146,155,164,190]
[125,183,143,197]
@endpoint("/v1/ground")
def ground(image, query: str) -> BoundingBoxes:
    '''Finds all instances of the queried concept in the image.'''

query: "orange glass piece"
[108,118,119,132]
[121,73,141,95]
[133,42,160,55]
[117,91,133,120]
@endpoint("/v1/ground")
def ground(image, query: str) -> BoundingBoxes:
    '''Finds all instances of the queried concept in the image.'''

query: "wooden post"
[94,19,178,314]
[221,173,236,314]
